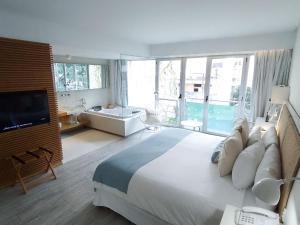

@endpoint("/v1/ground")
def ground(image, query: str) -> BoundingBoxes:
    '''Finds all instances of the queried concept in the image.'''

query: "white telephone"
[235,206,279,225]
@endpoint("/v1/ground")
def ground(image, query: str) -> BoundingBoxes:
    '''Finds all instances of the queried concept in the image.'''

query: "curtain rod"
[120,52,255,61]
[119,54,154,60]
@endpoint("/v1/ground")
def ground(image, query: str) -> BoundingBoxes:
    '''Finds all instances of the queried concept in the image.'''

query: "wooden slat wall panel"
[0,37,62,188]
[277,104,300,215]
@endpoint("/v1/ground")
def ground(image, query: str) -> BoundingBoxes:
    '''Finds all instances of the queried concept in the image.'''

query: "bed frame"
[92,102,300,223]
[94,183,172,225]
[276,103,300,215]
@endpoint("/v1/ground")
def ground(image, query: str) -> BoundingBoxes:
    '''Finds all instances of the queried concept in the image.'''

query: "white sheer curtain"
[127,60,156,110]
[101,64,110,88]
[251,49,292,121]
[114,60,128,107]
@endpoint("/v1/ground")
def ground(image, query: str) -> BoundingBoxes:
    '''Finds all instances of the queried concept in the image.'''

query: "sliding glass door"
[155,55,251,134]
[182,58,207,124]
[206,57,245,134]
[127,55,253,135]
[157,60,181,126]
[127,60,156,110]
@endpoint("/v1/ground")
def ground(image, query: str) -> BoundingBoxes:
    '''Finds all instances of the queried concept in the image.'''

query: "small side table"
[220,205,239,225]
[255,117,276,131]
[181,120,203,131]
[58,111,89,133]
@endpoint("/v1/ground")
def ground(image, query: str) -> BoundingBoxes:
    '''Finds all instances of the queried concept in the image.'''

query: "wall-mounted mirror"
[53,63,110,91]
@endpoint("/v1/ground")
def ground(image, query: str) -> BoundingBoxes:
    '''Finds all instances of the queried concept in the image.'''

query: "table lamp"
[252,177,300,205]
[266,86,290,122]
[270,86,290,104]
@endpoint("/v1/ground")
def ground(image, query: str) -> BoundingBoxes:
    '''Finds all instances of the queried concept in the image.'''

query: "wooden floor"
[0,128,155,225]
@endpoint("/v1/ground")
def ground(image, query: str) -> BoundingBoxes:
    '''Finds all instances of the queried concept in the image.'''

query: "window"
[244,55,255,121]
[127,60,156,110]
[53,63,107,91]
[126,55,255,135]
[54,63,65,92]
[157,60,181,125]
[206,57,245,134]
[75,64,88,90]
[89,65,102,89]
[65,64,77,90]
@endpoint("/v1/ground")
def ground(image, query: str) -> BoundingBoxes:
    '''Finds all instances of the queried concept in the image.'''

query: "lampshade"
[271,86,290,104]
[252,178,284,205]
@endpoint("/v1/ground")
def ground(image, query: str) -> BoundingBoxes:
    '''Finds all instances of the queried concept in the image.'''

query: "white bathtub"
[80,107,146,136]
[88,107,143,119]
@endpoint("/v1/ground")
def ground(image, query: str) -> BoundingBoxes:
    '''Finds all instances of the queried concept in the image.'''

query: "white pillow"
[232,141,265,189]
[247,125,262,147]
[254,144,281,209]
[262,127,278,148]
[218,131,243,177]
[234,118,249,148]
[254,144,281,184]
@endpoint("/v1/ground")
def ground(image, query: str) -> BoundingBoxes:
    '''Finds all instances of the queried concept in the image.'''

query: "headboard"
[276,103,300,216]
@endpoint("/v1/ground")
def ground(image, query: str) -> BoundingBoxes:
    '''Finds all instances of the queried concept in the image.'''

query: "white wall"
[149,31,296,58]
[289,25,300,114]
[0,9,149,59]
[56,89,111,113]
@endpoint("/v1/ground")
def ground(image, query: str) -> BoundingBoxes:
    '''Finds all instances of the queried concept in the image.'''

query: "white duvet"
[94,131,256,225]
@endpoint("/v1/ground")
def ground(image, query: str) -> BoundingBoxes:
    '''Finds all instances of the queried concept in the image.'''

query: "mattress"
[93,129,257,225]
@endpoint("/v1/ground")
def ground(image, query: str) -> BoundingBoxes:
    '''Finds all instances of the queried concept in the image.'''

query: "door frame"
[156,58,184,126]
[203,55,250,134]
[155,54,252,134]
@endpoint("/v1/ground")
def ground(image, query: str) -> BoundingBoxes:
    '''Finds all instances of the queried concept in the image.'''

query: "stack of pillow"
[211,118,281,205]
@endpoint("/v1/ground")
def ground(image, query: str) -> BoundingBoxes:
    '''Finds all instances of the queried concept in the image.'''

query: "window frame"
[153,54,255,134]
[53,62,104,92]
[88,64,103,89]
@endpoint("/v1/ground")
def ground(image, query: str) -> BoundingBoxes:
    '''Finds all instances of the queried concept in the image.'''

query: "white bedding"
[94,131,257,225]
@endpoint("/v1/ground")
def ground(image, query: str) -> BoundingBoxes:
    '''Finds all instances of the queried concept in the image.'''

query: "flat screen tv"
[0,90,50,133]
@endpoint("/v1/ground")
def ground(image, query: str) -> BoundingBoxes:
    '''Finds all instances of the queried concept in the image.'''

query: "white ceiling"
[1,0,300,45]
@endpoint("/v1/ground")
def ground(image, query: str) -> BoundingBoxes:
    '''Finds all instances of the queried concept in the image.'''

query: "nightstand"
[220,205,238,225]
[255,117,276,131]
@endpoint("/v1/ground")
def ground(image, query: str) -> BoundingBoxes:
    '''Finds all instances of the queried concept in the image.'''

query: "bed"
[80,106,146,136]
[93,129,258,225]
[92,103,300,225]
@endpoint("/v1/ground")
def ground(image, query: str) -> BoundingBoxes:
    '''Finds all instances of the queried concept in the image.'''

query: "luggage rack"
[8,147,56,193]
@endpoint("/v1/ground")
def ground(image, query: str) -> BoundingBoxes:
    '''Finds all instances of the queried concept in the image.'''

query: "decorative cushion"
[232,141,265,189]
[218,131,243,177]
[247,125,262,147]
[255,144,281,184]
[234,118,249,148]
[254,144,281,209]
[211,138,227,163]
[262,127,279,148]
